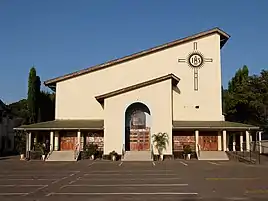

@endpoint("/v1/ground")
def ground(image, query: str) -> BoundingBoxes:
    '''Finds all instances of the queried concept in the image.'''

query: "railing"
[228,141,268,165]
[122,144,125,159]
[151,144,154,160]
[197,144,201,158]
[46,144,54,160]
[74,143,80,160]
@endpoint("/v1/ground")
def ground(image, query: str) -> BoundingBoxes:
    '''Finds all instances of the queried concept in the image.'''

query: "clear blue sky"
[0,0,267,104]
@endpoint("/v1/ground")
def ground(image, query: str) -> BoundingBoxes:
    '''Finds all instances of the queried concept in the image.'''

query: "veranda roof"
[173,121,259,130]
[14,120,104,131]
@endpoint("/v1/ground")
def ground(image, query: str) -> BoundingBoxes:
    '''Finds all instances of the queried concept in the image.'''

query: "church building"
[15,28,259,161]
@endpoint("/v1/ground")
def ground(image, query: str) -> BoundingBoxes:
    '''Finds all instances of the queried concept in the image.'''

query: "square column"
[222,130,227,151]
[217,131,222,151]
[240,132,243,151]
[195,130,199,152]
[77,131,81,150]
[245,130,250,151]
[28,132,32,151]
[54,132,59,151]
[259,131,262,154]
[232,134,236,151]
[50,131,54,152]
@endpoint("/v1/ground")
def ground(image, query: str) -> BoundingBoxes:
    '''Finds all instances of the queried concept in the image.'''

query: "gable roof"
[95,73,180,103]
[44,27,230,89]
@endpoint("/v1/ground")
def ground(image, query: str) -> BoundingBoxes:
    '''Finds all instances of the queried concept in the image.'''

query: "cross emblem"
[178,42,213,91]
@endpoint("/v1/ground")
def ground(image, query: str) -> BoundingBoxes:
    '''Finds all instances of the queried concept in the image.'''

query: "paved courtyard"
[0,157,268,200]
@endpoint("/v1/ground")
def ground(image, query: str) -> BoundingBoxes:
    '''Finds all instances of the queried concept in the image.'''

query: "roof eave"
[14,127,104,131]
[44,27,230,86]
[172,126,260,130]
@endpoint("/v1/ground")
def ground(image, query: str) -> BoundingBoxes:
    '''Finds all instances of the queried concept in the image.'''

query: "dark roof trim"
[172,121,259,131]
[95,74,180,103]
[44,27,230,87]
[14,120,104,131]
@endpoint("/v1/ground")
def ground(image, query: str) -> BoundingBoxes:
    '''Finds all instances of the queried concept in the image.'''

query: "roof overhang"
[173,121,260,131]
[44,27,230,89]
[14,120,104,131]
[95,74,180,103]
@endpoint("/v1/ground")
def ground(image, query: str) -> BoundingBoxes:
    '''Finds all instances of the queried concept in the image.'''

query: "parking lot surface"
[0,156,268,200]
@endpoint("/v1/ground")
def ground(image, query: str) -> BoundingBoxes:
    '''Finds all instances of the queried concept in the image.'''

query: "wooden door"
[199,135,218,151]
[60,137,75,150]
[130,129,150,151]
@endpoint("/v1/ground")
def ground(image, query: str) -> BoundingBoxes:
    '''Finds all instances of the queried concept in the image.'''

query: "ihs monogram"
[178,42,213,91]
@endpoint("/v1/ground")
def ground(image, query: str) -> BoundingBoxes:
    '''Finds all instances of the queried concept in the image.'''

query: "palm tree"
[152,132,169,160]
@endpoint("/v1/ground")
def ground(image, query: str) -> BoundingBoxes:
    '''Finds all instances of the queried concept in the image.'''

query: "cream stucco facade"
[55,34,223,122]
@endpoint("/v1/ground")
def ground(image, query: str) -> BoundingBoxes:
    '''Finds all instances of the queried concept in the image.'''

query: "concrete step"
[122,151,152,161]
[198,151,229,161]
[46,151,76,162]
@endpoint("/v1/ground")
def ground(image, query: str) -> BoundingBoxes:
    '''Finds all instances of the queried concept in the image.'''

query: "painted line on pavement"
[118,162,123,166]
[88,162,95,167]
[84,173,177,176]
[0,184,45,187]
[180,161,188,166]
[46,192,198,196]
[1,178,56,181]
[0,193,29,196]
[62,184,189,188]
[206,177,260,181]
[23,185,49,196]
[208,161,220,165]
[152,162,156,166]
[78,177,182,181]
[86,170,174,173]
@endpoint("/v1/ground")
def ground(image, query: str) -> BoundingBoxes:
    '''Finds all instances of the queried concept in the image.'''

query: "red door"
[60,137,75,150]
[199,135,218,151]
[130,129,150,151]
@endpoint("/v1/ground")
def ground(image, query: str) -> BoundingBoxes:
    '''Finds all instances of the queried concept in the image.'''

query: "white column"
[259,131,262,154]
[250,134,253,143]
[222,130,227,151]
[232,134,236,151]
[195,130,199,152]
[28,132,32,151]
[54,132,59,151]
[240,132,243,151]
[245,130,250,151]
[50,131,54,152]
[217,131,222,151]
[77,131,81,151]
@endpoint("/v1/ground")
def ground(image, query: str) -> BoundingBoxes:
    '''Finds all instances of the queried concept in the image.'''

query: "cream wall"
[55,33,223,121]
[103,80,172,155]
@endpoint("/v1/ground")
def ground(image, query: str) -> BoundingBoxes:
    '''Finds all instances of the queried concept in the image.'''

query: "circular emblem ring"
[188,53,204,68]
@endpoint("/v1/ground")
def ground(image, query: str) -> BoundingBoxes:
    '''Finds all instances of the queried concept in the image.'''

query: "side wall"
[103,80,173,155]
[55,33,224,121]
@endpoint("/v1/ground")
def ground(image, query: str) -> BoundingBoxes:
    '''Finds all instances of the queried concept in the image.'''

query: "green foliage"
[36,142,46,155]
[152,132,169,155]
[183,145,192,154]
[14,132,26,154]
[27,67,40,124]
[223,66,268,131]
[84,143,98,158]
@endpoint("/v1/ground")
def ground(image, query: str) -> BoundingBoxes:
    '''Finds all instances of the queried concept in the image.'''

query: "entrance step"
[198,151,229,161]
[122,151,152,161]
[46,151,76,162]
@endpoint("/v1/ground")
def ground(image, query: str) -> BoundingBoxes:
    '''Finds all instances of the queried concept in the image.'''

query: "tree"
[224,66,268,131]
[27,67,40,124]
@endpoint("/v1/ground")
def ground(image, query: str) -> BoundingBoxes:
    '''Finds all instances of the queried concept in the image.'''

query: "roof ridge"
[44,27,229,87]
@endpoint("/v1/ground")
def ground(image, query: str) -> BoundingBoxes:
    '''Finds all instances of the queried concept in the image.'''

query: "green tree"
[27,67,40,124]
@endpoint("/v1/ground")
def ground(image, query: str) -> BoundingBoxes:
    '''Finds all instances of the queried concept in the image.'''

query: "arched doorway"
[125,102,151,151]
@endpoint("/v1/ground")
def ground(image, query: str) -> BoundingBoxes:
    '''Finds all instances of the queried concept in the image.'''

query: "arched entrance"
[125,102,151,151]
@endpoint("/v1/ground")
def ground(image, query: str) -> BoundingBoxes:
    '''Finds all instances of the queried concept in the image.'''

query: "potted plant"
[183,145,192,160]
[152,132,169,161]
[109,151,118,161]
[85,143,98,160]
[37,143,46,161]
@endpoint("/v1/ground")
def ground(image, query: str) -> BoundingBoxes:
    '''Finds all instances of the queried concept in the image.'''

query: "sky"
[0,0,267,104]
